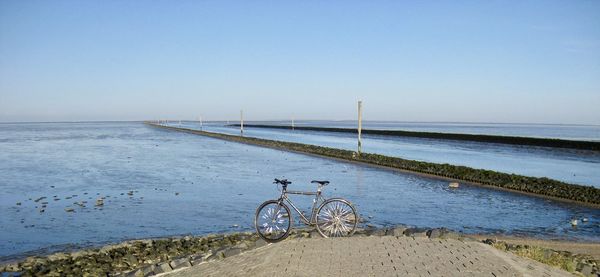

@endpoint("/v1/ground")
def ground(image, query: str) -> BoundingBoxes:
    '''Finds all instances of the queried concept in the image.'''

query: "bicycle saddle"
[311,180,329,185]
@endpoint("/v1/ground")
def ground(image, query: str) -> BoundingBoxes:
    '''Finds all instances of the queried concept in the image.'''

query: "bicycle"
[254,178,358,243]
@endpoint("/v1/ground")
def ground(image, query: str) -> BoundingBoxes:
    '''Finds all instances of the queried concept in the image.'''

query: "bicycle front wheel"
[316,198,358,238]
[254,200,292,243]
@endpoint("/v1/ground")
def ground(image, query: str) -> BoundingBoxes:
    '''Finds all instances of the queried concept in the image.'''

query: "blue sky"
[1,1,599,124]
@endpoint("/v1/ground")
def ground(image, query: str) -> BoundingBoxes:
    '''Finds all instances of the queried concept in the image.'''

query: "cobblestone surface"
[166,236,571,277]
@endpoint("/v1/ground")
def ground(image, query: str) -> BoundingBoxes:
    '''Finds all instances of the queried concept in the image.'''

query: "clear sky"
[1,1,599,124]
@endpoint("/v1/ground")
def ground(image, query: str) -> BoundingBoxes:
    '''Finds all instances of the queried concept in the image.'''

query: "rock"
[385,226,407,237]
[3,263,20,272]
[403,228,429,238]
[253,239,268,249]
[482,238,497,245]
[294,231,310,239]
[448,182,460,188]
[579,264,593,276]
[223,248,242,258]
[427,228,449,239]
[139,264,156,276]
[65,208,75,212]
[234,241,253,250]
[34,197,46,202]
[189,254,203,266]
[309,230,321,238]
[201,250,215,261]
[169,257,191,270]
[153,262,173,274]
[124,268,144,277]
[95,199,104,207]
[123,253,138,267]
[213,250,226,260]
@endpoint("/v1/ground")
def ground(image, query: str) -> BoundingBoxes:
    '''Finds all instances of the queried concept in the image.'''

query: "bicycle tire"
[254,200,293,243]
[315,198,358,238]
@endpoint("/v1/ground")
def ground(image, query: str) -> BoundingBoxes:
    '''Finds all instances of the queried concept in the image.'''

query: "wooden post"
[240,110,244,135]
[358,100,362,155]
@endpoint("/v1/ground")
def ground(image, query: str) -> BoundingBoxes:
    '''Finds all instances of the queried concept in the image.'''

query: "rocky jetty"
[0,232,263,276]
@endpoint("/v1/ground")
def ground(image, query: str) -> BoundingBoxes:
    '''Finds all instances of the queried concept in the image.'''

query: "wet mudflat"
[1,122,599,260]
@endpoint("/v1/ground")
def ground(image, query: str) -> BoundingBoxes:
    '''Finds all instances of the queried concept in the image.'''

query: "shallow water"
[183,122,600,187]
[245,120,600,141]
[1,122,599,260]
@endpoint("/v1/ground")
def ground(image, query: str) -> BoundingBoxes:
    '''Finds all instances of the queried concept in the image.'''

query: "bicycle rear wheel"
[315,198,357,238]
[254,200,292,243]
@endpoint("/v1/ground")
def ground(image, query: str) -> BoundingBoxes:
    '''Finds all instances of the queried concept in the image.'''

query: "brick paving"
[166,236,571,277]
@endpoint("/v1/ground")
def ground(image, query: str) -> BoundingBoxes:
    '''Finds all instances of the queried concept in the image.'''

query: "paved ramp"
[166,236,571,277]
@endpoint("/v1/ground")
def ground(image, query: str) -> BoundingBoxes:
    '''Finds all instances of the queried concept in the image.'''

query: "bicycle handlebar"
[274,178,291,185]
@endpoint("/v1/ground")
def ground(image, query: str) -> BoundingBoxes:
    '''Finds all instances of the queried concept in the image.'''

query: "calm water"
[1,122,599,260]
[180,122,600,187]
[245,121,600,141]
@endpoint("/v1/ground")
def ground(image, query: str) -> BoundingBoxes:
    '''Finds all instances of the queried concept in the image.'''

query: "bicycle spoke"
[316,200,357,238]
[256,202,291,241]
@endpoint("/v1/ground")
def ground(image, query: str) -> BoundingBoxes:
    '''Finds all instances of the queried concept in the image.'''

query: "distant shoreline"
[2,120,600,127]
[230,124,600,151]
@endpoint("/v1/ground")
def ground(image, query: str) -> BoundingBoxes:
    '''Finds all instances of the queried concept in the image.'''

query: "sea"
[0,121,599,260]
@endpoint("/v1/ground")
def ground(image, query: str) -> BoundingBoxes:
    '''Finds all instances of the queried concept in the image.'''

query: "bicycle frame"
[277,185,326,226]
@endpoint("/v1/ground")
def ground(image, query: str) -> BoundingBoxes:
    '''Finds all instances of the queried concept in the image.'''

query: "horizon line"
[0,119,599,127]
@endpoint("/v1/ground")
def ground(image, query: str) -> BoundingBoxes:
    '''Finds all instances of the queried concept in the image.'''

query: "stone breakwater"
[2,227,598,277]
[233,124,600,151]
[0,232,264,277]
[146,123,600,206]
